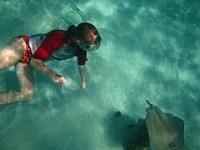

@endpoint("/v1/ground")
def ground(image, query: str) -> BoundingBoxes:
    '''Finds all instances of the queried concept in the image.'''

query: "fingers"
[61,76,68,84]
[81,82,86,90]
[53,76,68,87]
[54,76,87,90]
[59,77,68,86]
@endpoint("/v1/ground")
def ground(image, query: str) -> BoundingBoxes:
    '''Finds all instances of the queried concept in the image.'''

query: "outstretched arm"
[30,58,67,86]
[78,65,86,90]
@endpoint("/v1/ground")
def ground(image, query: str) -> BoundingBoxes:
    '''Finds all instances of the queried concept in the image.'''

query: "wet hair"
[67,25,76,39]
[67,22,101,45]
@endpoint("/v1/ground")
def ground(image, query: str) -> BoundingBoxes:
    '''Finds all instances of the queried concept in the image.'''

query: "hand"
[81,81,86,90]
[52,75,68,87]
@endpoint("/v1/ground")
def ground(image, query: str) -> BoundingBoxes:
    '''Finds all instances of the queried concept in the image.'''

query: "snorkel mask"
[76,39,100,52]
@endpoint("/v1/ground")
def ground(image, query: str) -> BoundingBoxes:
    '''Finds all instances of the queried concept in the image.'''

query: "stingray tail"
[146,100,153,108]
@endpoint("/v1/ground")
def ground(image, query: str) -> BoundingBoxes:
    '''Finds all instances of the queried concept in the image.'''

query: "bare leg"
[0,37,26,70]
[0,63,35,104]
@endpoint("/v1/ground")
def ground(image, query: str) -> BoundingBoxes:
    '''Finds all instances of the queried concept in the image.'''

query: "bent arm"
[78,65,86,89]
[30,58,67,86]
[30,58,57,79]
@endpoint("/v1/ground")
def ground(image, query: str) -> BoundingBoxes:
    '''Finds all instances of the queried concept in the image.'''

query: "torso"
[50,44,78,61]
[29,30,87,65]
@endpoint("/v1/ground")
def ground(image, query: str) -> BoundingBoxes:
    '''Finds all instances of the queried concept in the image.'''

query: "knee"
[0,61,7,70]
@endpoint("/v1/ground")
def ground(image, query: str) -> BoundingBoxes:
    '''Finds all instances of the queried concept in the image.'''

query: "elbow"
[78,65,85,70]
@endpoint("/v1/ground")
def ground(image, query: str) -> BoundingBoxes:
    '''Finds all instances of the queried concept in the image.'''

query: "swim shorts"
[18,35,32,63]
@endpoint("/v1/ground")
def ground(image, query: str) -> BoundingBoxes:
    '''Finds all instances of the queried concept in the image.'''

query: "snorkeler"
[0,22,101,104]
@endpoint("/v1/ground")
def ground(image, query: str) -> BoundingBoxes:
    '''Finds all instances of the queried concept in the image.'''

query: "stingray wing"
[145,101,184,150]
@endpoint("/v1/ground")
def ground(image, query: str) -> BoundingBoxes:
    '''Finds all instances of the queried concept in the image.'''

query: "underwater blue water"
[0,0,200,149]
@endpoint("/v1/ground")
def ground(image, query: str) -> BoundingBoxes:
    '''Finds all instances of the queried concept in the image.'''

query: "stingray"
[145,100,184,150]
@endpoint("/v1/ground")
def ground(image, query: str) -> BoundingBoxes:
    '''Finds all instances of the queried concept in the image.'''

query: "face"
[75,31,100,52]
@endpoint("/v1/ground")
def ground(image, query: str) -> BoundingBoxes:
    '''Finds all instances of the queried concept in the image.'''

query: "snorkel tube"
[69,3,87,22]
[61,3,87,26]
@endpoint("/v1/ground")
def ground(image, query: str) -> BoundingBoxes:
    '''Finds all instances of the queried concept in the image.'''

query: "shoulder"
[77,47,87,55]
[46,29,69,44]
[76,47,88,64]
[47,30,66,37]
